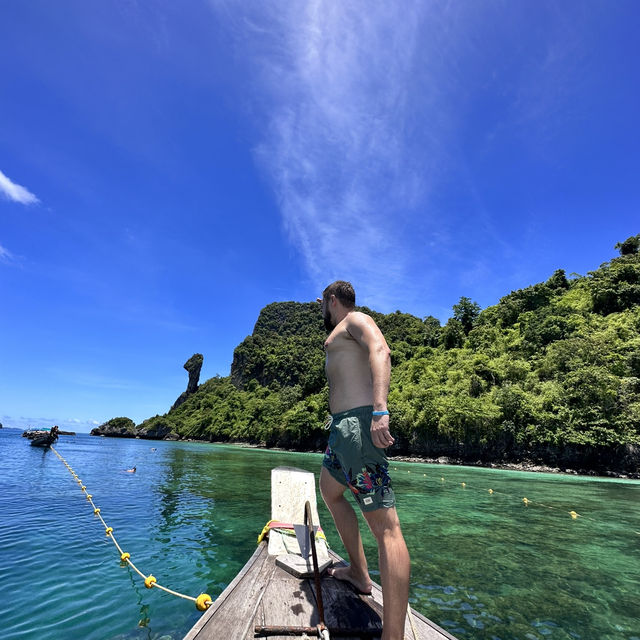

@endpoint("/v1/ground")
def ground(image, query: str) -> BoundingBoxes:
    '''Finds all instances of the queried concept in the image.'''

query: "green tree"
[442,318,465,349]
[615,233,640,256]
[422,315,441,347]
[453,296,481,334]
[546,269,570,291]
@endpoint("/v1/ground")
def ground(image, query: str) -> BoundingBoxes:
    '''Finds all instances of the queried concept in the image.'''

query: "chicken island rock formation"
[90,354,203,439]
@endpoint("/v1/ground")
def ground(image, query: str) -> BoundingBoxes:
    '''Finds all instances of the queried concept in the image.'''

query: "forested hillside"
[135,236,640,473]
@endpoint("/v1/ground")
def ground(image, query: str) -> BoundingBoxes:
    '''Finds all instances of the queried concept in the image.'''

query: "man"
[317,280,410,640]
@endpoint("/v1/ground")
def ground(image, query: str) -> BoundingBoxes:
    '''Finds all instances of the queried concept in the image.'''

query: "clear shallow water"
[1,429,639,640]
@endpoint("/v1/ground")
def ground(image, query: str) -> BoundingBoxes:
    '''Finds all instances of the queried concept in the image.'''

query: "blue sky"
[1,1,638,433]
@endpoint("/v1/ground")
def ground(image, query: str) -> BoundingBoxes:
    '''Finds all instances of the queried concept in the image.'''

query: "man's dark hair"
[323,280,356,309]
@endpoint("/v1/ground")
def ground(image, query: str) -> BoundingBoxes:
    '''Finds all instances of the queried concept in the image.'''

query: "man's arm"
[346,313,394,449]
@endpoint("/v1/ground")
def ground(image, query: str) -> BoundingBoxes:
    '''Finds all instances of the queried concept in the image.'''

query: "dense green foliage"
[230,302,326,394]
[105,417,136,432]
[136,236,640,472]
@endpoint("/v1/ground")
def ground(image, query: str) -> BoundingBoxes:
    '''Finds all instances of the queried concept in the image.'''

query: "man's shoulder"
[344,310,382,333]
[344,310,372,325]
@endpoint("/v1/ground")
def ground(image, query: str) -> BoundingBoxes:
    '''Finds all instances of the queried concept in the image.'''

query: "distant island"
[93,235,640,477]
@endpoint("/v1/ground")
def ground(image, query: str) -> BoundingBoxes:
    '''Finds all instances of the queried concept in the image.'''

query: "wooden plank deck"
[184,542,458,640]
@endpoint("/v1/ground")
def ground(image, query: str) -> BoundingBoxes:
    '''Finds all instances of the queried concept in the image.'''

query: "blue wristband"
[372,410,389,416]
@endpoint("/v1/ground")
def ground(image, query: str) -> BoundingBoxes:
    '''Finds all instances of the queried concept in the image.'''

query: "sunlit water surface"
[1,430,638,640]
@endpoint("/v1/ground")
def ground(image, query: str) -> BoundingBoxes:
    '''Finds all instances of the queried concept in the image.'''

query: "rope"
[258,520,328,545]
[51,446,213,611]
[393,467,640,535]
[406,607,419,640]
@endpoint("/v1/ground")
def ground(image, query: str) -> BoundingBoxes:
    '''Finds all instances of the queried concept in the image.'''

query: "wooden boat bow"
[184,467,458,640]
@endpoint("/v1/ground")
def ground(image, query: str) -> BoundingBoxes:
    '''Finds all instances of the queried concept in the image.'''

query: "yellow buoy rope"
[51,446,213,611]
[257,520,328,545]
[395,467,640,535]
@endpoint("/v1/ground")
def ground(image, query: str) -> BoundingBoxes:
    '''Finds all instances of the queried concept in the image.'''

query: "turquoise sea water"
[1,429,639,640]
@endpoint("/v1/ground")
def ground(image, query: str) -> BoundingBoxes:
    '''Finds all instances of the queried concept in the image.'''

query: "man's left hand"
[371,414,395,449]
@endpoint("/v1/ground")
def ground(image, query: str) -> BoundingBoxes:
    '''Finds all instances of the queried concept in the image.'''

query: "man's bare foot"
[326,565,372,595]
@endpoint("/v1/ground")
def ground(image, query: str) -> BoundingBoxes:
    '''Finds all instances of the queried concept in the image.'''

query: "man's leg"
[363,506,410,640]
[319,467,372,594]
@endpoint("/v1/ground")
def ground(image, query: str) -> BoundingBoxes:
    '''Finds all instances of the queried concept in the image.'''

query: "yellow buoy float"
[196,593,212,611]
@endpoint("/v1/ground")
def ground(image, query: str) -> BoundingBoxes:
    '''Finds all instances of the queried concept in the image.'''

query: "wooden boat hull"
[30,435,56,447]
[184,540,458,640]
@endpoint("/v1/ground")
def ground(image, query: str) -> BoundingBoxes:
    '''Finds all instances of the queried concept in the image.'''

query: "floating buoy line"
[51,446,212,611]
[394,467,640,535]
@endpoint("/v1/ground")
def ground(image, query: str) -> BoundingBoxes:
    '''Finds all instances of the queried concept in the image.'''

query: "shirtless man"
[317,280,410,640]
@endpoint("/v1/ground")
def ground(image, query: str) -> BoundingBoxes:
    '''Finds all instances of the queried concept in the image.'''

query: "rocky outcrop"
[90,415,181,441]
[136,417,175,440]
[91,417,136,437]
[171,353,204,410]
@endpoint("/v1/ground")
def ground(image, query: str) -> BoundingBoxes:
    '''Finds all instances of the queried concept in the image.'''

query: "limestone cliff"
[171,353,204,410]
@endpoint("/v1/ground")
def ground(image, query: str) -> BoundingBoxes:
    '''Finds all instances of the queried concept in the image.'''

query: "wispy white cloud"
[208,2,602,313]
[209,1,456,308]
[0,243,13,263]
[0,169,39,205]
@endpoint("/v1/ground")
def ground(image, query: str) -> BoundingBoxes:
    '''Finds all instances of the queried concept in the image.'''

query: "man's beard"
[323,310,335,332]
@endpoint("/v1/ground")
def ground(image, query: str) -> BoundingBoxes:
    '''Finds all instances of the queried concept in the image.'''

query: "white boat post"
[269,467,332,578]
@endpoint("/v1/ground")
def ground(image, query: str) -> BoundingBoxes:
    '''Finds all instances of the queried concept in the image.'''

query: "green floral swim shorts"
[322,405,396,512]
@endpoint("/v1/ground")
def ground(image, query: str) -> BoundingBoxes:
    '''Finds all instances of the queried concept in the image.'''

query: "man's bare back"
[324,311,376,413]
